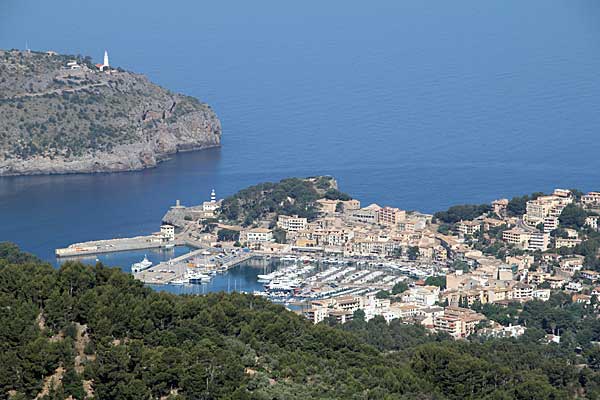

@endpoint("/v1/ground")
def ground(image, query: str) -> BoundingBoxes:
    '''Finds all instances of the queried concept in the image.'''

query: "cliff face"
[0,50,221,176]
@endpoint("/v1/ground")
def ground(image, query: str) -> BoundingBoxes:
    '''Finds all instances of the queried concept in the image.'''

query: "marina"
[253,256,438,304]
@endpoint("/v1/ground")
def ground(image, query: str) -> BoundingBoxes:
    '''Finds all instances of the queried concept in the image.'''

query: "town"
[56,178,600,341]
[154,179,600,341]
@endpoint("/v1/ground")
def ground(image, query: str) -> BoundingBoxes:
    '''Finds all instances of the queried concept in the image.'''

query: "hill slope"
[0,50,221,176]
[1,242,599,399]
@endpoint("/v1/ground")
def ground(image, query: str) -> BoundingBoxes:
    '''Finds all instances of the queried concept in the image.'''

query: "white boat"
[186,269,212,284]
[257,272,277,282]
[162,243,175,249]
[131,255,152,273]
[265,279,300,292]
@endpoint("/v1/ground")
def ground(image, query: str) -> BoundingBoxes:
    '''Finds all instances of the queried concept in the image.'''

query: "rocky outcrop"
[0,50,221,176]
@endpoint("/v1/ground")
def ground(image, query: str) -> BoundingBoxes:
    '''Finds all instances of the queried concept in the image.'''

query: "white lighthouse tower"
[103,50,110,69]
[210,189,216,203]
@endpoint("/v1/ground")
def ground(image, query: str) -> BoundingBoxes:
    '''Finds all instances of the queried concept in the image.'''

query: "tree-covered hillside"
[2,242,600,399]
[219,176,350,226]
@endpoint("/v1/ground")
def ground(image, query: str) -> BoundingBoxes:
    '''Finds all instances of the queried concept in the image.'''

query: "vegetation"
[219,177,349,226]
[559,203,589,230]
[0,50,217,161]
[506,192,545,216]
[434,204,491,224]
[425,275,447,289]
[4,243,600,399]
[217,228,240,242]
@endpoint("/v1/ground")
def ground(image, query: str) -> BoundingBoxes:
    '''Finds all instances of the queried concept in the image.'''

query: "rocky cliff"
[0,50,221,175]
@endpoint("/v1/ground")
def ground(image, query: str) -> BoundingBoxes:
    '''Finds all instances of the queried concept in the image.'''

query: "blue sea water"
[1,0,600,263]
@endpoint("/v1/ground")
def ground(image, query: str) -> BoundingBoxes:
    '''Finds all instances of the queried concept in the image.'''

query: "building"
[543,216,559,233]
[533,289,551,301]
[160,224,175,241]
[202,189,221,212]
[586,216,599,231]
[378,206,406,227]
[316,199,339,214]
[241,228,273,243]
[492,198,509,216]
[528,231,549,251]
[434,307,486,339]
[512,282,534,301]
[340,199,361,211]
[582,192,600,207]
[95,50,110,71]
[555,237,582,249]
[581,270,600,282]
[277,215,308,232]
[457,220,481,236]
[524,194,572,226]
[349,204,381,224]
[566,281,583,292]
[502,228,531,248]
[401,286,440,306]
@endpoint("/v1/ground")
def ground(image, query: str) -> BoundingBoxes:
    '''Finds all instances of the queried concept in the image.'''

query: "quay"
[55,235,179,257]
[134,249,255,285]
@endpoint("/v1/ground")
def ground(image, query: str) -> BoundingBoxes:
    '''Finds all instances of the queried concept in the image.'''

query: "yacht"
[265,279,300,292]
[186,269,212,284]
[131,255,152,273]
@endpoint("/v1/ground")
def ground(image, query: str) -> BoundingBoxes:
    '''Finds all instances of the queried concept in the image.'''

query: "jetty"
[134,249,255,285]
[55,235,175,257]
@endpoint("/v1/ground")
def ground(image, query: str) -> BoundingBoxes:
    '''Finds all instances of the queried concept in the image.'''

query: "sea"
[1,0,600,292]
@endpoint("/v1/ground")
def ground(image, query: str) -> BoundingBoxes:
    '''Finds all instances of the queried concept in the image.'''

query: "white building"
[349,204,381,224]
[277,215,308,232]
[160,224,175,241]
[241,228,273,243]
[586,216,599,231]
[528,232,549,251]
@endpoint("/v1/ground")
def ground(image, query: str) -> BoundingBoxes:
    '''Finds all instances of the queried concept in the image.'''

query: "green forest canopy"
[3,242,600,399]
[219,177,351,226]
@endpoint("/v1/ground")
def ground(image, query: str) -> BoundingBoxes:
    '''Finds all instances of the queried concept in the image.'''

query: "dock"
[134,249,255,285]
[55,235,175,257]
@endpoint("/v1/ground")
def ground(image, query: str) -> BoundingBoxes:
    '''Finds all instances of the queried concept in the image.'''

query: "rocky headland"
[0,50,221,176]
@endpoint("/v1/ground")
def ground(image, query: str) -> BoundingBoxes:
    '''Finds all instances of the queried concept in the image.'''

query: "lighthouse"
[210,189,216,203]
[103,50,109,69]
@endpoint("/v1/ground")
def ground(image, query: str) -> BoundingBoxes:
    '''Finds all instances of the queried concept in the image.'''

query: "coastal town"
[56,178,600,340]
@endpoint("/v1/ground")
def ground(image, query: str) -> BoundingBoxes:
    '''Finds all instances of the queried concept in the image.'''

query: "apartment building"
[434,307,486,339]
[401,286,440,306]
[543,216,559,233]
[277,215,308,232]
[524,193,572,225]
[240,228,273,243]
[511,282,534,301]
[378,206,406,227]
[457,220,481,236]
[555,237,582,249]
[349,204,381,224]
[582,192,600,207]
[502,228,531,248]
[528,231,549,251]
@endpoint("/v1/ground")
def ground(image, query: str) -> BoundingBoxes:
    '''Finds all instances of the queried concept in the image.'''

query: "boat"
[265,279,300,292]
[186,269,212,284]
[131,255,152,273]
[162,243,175,249]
